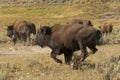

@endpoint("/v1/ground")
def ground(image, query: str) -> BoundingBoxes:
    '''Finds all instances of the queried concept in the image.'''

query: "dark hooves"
[72,62,79,70]
[56,59,62,64]
[65,62,71,65]
[72,57,83,70]
[80,58,85,62]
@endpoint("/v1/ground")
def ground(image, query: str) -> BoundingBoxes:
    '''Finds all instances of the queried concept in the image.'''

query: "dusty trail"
[0,45,51,55]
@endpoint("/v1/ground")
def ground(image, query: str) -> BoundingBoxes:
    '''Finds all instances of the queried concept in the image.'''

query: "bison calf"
[98,23,113,44]
[98,23,113,35]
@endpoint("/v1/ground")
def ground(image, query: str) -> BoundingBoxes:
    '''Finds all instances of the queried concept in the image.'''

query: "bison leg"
[21,33,27,46]
[26,32,31,44]
[51,50,62,64]
[87,44,98,54]
[17,33,21,40]
[64,51,73,65]
[12,34,17,46]
[78,42,87,62]
[72,42,87,69]
[12,37,17,46]
[28,34,32,45]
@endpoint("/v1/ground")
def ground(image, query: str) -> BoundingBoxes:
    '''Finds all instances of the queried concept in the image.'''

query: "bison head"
[32,26,51,47]
[7,25,14,38]
[87,29,102,45]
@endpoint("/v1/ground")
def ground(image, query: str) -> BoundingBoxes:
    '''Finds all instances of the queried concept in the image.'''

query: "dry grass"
[0,44,120,80]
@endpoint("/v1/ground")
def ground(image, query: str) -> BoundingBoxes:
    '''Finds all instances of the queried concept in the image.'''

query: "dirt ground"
[0,43,51,55]
[0,41,120,80]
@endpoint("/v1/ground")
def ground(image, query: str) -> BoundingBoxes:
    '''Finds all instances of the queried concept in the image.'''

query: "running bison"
[33,24,102,65]
[68,19,93,27]
[98,23,113,35]
[7,20,36,45]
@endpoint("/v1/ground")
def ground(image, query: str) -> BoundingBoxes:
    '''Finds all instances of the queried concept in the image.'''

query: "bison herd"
[7,19,113,68]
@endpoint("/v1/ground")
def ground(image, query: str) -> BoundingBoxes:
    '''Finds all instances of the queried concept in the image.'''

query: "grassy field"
[0,1,120,80]
[0,2,120,41]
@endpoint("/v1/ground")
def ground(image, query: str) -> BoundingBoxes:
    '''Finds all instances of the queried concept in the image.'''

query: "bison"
[33,24,102,65]
[98,23,113,35]
[68,19,93,27]
[7,20,36,45]
[98,23,113,44]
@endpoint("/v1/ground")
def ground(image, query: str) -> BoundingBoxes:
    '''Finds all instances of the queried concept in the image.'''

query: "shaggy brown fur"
[99,23,113,35]
[33,24,102,65]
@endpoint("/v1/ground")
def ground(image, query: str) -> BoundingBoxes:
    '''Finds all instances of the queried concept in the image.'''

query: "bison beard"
[34,24,102,65]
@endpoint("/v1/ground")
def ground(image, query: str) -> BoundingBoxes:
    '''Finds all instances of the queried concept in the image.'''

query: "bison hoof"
[56,59,62,64]
[73,66,78,70]
[80,58,85,62]
[72,62,79,70]
[65,62,70,65]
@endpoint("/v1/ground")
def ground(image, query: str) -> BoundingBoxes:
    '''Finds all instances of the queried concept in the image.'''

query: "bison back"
[51,24,89,49]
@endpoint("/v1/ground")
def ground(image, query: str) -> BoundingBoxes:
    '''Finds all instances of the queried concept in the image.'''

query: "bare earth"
[0,44,51,55]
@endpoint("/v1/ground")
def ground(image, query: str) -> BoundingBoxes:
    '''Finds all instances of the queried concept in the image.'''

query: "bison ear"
[40,26,51,35]
[88,21,93,26]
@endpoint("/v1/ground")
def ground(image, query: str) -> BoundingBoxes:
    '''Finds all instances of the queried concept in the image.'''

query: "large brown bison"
[33,24,102,65]
[7,20,36,45]
[68,19,93,27]
[98,23,113,35]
